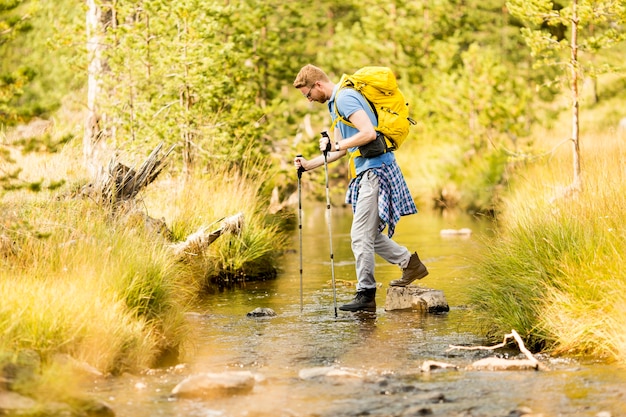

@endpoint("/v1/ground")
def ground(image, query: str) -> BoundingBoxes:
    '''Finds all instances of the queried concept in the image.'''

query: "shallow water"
[90,206,626,417]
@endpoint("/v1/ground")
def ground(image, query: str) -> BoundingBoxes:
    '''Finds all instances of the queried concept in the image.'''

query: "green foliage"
[118,261,170,320]
[296,0,545,212]
[0,0,84,126]
[100,0,312,172]
[0,0,31,45]
[508,0,626,84]
[0,66,36,123]
[79,0,552,213]
[2,0,625,212]
[455,147,512,214]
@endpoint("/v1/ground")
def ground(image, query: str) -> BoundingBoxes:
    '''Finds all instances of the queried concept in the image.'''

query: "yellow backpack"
[331,66,416,154]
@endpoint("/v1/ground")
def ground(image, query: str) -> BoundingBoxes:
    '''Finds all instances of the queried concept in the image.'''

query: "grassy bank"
[469,126,626,361]
[0,140,289,403]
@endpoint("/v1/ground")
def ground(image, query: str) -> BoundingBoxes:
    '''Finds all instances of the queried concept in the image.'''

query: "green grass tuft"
[470,130,626,361]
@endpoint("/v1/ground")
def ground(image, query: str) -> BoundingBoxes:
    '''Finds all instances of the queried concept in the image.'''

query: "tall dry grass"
[470,128,626,361]
[0,197,189,374]
[0,140,290,400]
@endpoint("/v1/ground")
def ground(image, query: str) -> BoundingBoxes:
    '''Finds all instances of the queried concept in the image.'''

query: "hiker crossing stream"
[89,207,626,417]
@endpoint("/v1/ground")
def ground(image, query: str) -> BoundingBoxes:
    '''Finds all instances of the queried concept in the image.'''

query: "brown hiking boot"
[389,252,428,286]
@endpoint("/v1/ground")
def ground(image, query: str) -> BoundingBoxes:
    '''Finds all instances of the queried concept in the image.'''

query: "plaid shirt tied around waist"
[346,160,417,238]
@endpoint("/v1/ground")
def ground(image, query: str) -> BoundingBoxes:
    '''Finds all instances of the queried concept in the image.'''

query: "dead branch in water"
[446,329,548,371]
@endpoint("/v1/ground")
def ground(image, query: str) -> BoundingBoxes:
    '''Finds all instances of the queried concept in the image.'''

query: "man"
[293,64,429,312]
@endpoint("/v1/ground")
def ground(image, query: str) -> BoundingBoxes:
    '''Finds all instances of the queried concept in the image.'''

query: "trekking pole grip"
[296,154,304,179]
[321,131,331,157]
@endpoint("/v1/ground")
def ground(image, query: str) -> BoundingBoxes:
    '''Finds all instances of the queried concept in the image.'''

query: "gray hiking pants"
[351,170,412,290]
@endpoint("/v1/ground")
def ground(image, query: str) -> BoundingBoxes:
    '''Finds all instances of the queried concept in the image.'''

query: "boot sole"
[389,270,429,287]
[339,305,376,312]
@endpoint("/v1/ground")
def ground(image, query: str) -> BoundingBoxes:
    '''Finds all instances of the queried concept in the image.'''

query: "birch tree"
[84,0,113,179]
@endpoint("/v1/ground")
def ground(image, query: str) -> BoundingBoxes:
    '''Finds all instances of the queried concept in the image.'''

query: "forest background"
[1,0,626,408]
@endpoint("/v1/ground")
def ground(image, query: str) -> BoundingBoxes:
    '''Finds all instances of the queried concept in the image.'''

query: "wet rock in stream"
[246,307,277,317]
[170,370,258,399]
[299,366,362,380]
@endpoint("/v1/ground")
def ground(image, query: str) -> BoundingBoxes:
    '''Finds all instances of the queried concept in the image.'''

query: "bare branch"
[447,329,549,371]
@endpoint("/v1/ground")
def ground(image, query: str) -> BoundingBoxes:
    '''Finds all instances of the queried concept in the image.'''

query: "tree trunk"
[100,142,175,207]
[84,0,113,180]
[569,0,582,193]
[180,18,194,175]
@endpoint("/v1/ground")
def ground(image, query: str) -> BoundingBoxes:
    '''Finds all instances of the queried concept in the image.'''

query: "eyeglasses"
[304,83,316,99]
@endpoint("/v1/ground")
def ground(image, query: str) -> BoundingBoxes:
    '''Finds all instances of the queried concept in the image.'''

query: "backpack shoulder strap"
[331,77,376,132]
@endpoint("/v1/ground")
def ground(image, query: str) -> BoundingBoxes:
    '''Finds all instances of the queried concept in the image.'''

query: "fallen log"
[171,212,244,258]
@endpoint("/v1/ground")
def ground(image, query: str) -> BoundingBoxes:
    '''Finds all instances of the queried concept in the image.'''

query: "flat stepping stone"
[384,286,449,312]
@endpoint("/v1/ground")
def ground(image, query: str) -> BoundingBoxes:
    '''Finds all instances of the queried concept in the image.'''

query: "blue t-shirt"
[328,85,395,177]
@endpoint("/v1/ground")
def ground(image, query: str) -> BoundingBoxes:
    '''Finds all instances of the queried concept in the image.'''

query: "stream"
[90,206,626,417]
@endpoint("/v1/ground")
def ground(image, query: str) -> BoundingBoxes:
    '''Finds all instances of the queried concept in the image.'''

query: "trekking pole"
[296,155,305,313]
[321,131,338,317]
